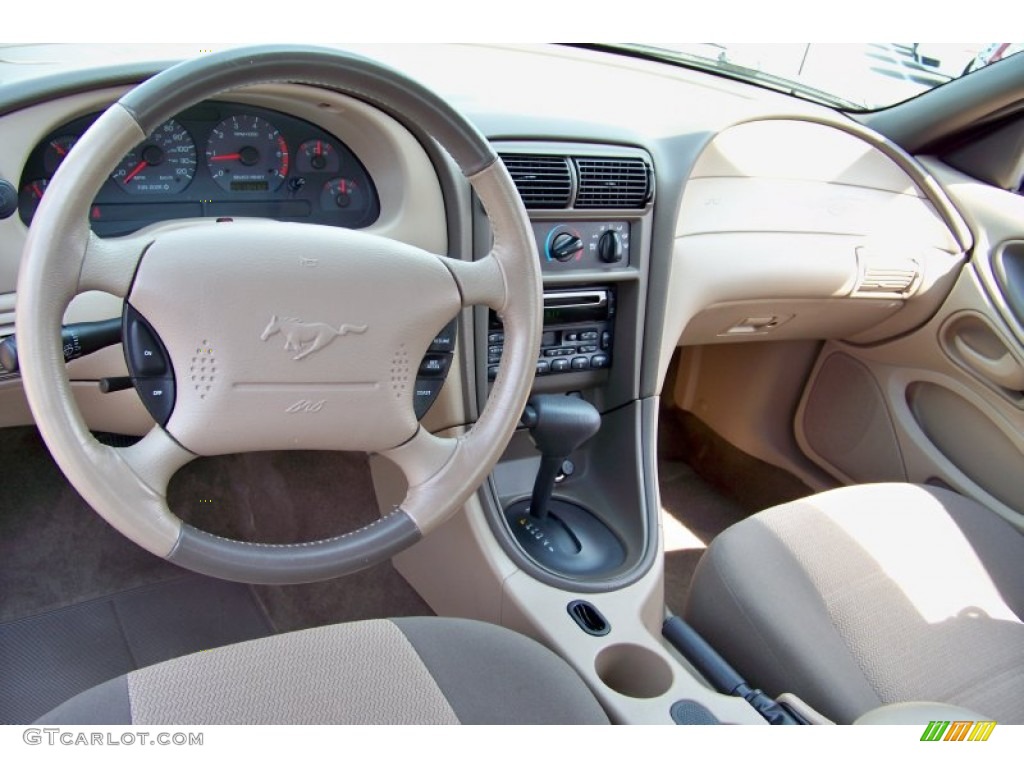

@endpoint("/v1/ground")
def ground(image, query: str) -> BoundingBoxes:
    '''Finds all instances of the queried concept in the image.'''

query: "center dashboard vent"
[498,152,652,210]
[574,157,651,209]
[499,155,572,209]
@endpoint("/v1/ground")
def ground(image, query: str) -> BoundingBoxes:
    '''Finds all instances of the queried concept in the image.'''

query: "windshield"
[618,43,1023,110]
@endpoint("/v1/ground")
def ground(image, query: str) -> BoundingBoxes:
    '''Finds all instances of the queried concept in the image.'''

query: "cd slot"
[543,291,608,310]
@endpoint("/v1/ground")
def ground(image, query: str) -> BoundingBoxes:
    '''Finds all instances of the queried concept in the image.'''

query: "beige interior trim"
[657,118,965,393]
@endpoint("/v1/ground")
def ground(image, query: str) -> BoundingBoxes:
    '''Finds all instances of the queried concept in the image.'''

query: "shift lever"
[521,395,601,521]
[506,394,623,576]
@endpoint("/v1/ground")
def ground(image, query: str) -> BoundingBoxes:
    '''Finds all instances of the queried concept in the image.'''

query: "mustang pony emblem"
[260,315,368,360]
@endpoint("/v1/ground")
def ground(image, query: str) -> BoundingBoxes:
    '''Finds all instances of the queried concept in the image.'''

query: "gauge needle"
[51,141,67,156]
[209,153,241,161]
[123,160,148,184]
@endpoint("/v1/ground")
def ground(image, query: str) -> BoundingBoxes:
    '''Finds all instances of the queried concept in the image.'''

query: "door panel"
[796,164,1024,529]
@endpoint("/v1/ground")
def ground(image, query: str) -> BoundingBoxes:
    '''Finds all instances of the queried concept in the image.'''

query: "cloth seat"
[36,616,608,725]
[683,483,1024,724]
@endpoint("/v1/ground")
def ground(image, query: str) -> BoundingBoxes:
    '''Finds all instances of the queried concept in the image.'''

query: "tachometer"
[205,115,289,192]
[111,119,197,195]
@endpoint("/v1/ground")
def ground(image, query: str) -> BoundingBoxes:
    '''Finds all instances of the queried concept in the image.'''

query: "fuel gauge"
[297,140,341,174]
[320,178,366,212]
[19,179,49,223]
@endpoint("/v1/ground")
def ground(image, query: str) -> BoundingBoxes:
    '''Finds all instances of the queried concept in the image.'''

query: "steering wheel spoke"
[78,229,152,297]
[116,426,197,500]
[440,254,508,310]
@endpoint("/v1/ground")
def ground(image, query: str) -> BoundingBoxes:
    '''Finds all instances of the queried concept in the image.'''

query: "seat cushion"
[683,483,1024,724]
[36,617,608,725]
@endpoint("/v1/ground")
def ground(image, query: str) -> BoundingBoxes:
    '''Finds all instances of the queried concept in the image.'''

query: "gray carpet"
[0,575,273,724]
[658,408,812,616]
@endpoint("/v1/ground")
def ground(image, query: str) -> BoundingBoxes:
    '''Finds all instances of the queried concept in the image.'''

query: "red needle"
[123,160,147,184]
[51,141,67,156]
[209,153,241,161]
[32,182,43,197]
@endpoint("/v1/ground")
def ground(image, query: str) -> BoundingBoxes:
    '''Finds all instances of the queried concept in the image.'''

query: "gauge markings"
[111,119,197,195]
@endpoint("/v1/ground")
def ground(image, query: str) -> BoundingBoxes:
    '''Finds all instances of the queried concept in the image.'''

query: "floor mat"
[0,575,273,724]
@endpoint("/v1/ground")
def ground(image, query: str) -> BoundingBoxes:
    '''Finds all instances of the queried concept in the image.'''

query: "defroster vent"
[575,157,651,209]
[499,154,572,209]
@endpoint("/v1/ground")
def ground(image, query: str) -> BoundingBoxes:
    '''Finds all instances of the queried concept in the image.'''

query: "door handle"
[952,334,1024,391]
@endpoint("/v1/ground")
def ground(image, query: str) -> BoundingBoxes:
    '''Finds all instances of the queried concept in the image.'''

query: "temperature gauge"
[320,178,366,212]
[297,140,341,174]
[18,179,49,223]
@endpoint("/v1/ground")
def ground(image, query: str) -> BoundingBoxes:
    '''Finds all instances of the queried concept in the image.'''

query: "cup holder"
[594,643,673,699]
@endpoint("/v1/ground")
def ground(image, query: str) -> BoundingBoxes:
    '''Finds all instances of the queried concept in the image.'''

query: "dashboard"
[17,100,380,237]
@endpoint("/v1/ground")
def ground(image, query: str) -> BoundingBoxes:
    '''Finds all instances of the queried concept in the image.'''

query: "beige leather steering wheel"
[16,46,541,584]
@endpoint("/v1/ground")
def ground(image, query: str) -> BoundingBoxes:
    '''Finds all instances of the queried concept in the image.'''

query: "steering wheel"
[16,46,541,584]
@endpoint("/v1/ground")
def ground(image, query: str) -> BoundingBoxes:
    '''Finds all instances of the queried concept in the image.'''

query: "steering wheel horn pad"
[128,221,462,456]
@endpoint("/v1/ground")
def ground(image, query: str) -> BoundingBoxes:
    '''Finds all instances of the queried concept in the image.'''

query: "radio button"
[487,332,504,344]
[536,360,551,375]
[571,356,590,371]
[488,365,500,380]
[419,353,452,378]
[564,331,579,342]
[590,353,610,369]
[601,331,611,350]
[580,330,599,342]
[579,345,598,353]
[488,345,503,357]
[551,358,571,373]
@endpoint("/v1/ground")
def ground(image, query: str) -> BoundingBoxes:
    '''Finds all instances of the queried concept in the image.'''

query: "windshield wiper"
[568,43,866,111]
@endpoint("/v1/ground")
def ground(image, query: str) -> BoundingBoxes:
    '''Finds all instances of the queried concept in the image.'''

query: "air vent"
[854,250,921,297]
[575,157,650,209]
[499,154,572,209]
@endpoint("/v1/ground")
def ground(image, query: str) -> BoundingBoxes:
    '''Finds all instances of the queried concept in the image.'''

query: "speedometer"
[111,119,196,194]
[205,115,289,192]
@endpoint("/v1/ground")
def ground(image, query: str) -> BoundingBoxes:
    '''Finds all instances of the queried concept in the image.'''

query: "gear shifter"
[505,395,625,576]
[521,394,601,521]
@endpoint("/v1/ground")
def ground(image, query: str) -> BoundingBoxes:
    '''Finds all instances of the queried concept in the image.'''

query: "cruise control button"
[571,356,590,371]
[590,353,610,369]
[536,360,550,375]
[136,377,175,426]
[551,358,571,373]
[429,320,457,352]
[418,352,452,378]
[127,316,166,376]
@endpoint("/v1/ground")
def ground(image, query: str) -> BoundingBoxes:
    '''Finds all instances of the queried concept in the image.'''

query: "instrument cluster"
[18,101,380,237]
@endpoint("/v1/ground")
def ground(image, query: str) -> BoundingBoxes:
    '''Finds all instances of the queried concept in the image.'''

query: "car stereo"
[488,288,615,379]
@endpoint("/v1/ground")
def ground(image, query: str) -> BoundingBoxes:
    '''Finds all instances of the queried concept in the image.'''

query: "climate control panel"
[533,221,631,271]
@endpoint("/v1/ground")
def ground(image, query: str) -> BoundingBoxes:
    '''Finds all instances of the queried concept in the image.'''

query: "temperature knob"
[598,230,624,263]
[547,230,584,262]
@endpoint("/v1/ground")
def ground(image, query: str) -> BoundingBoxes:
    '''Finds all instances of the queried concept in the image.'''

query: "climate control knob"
[548,230,584,262]
[598,230,624,263]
